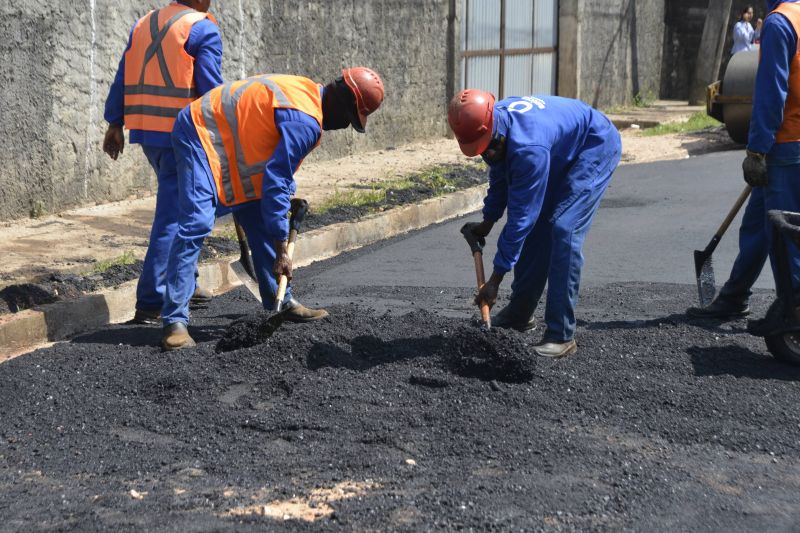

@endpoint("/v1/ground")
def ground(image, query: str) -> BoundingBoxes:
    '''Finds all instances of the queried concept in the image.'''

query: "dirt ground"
[1,283,798,530]
[0,125,740,289]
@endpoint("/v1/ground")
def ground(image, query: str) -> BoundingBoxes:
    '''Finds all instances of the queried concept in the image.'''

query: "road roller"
[706,50,758,144]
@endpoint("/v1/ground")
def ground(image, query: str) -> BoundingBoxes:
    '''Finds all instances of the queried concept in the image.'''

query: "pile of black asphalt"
[2,281,800,531]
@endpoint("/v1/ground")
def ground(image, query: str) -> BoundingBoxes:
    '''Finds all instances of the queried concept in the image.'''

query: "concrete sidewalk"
[0,100,729,288]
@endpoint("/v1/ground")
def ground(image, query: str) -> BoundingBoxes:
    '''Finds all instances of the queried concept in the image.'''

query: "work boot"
[534,339,577,359]
[281,298,329,323]
[686,297,749,320]
[493,303,537,332]
[161,322,196,351]
[131,308,160,325]
[189,286,213,310]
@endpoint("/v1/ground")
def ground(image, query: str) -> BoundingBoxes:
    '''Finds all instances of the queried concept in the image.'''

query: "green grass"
[313,165,467,215]
[641,112,721,136]
[314,188,388,215]
[93,250,137,273]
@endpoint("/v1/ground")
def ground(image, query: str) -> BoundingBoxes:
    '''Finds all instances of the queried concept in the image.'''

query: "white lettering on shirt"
[508,96,546,114]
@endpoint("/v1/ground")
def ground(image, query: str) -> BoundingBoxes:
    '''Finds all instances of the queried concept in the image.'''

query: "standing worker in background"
[161,69,385,350]
[452,91,621,359]
[689,0,800,321]
[102,0,224,324]
[731,5,763,55]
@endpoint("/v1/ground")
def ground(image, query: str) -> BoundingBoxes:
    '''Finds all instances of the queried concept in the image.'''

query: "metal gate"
[461,0,558,98]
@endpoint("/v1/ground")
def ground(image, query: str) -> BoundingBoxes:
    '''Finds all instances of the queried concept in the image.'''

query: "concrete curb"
[0,185,487,361]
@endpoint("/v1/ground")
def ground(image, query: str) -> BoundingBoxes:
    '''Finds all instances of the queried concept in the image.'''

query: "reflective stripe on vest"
[191,75,323,207]
[123,5,211,133]
[770,3,800,143]
[200,76,294,204]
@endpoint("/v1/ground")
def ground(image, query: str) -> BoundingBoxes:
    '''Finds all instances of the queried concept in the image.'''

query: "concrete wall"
[558,0,665,108]
[0,0,455,220]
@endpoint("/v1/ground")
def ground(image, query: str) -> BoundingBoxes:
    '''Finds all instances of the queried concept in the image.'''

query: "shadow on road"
[71,324,227,346]
[583,312,748,335]
[688,344,800,381]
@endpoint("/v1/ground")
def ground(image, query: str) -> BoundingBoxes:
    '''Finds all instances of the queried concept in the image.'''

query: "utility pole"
[689,0,733,105]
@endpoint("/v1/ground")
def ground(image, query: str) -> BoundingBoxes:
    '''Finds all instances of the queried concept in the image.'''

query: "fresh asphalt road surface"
[301,149,771,301]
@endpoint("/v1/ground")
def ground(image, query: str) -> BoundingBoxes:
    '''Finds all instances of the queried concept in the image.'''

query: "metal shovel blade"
[694,249,716,308]
[231,260,262,303]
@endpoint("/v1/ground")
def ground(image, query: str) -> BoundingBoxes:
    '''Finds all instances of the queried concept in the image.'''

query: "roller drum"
[722,50,758,144]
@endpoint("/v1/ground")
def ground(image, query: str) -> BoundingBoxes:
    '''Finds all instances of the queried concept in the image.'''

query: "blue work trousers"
[136,146,189,311]
[718,162,800,302]
[161,115,291,326]
[508,149,621,342]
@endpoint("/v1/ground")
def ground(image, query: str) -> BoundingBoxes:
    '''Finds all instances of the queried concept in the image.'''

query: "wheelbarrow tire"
[765,334,800,366]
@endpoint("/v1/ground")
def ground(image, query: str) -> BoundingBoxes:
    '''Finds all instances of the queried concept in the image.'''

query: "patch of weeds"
[415,166,459,196]
[29,200,46,219]
[215,226,239,242]
[314,188,387,215]
[633,91,656,108]
[93,251,137,274]
[641,112,721,136]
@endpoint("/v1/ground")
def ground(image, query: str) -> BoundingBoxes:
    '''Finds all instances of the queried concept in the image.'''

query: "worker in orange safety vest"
[102,0,223,325]
[161,69,385,350]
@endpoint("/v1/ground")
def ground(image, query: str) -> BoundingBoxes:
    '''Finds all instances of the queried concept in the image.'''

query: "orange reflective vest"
[123,3,216,133]
[190,75,323,207]
[770,2,800,143]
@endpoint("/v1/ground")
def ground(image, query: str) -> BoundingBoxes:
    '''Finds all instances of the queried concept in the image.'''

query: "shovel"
[228,200,308,335]
[461,225,491,330]
[274,198,309,312]
[230,215,261,302]
[693,185,752,307]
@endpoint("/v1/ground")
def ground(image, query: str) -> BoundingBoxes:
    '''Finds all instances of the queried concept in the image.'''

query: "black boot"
[687,297,749,320]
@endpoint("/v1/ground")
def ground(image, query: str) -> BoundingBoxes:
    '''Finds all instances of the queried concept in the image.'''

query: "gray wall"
[0,0,454,220]
[558,0,665,109]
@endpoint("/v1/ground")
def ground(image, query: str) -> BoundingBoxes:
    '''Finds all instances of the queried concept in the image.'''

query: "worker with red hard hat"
[453,90,621,358]
[161,68,385,350]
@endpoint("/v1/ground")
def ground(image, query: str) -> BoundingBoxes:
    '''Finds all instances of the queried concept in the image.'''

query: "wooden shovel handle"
[715,185,752,238]
[275,228,298,303]
[473,252,491,325]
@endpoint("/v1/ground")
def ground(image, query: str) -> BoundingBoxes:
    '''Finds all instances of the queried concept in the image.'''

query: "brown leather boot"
[281,299,329,323]
[131,308,160,325]
[189,286,213,309]
[534,339,577,359]
[161,322,196,351]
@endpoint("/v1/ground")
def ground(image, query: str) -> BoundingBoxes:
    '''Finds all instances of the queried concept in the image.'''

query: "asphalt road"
[300,149,771,313]
[4,150,800,531]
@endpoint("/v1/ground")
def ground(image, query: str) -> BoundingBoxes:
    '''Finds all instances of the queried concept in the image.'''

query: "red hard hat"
[448,89,496,156]
[342,67,385,132]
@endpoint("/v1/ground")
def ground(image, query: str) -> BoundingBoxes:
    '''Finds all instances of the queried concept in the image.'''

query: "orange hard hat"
[342,67,385,132]
[448,89,496,156]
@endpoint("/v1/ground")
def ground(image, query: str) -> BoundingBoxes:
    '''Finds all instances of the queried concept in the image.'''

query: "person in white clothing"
[732,4,763,54]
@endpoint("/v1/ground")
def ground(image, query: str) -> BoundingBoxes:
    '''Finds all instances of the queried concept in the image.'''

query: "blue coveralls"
[717,0,800,304]
[483,96,621,342]
[161,102,323,326]
[103,12,224,312]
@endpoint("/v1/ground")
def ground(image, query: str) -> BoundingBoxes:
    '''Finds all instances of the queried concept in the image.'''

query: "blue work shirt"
[104,9,224,148]
[182,100,322,242]
[749,0,800,163]
[482,96,618,274]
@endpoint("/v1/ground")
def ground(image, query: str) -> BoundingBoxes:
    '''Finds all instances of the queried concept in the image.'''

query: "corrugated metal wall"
[461,0,557,98]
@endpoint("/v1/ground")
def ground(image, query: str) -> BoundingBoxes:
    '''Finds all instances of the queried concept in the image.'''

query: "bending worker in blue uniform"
[161,69,385,350]
[102,0,223,324]
[688,0,800,321]
[452,90,621,358]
